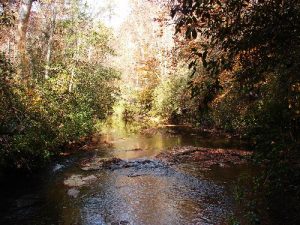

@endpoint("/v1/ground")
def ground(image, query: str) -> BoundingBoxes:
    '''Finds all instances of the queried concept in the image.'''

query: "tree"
[170,0,300,222]
[0,0,120,170]
[16,0,35,83]
[170,0,300,119]
[44,0,57,79]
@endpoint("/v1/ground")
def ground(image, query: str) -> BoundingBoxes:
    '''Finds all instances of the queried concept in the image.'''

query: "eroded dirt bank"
[157,146,252,170]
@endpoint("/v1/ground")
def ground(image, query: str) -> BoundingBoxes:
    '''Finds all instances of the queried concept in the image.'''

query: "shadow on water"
[0,122,270,225]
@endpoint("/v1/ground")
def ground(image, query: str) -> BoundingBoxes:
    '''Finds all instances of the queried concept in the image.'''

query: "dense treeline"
[168,0,300,223]
[174,0,300,223]
[0,0,119,170]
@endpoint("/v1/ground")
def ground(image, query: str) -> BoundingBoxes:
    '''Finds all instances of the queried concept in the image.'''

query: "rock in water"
[64,174,97,187]
[67,188,80,198]
[80,157,124,171]
[64,175,86,187]
[52,163,64,172]
[82,175,97,182]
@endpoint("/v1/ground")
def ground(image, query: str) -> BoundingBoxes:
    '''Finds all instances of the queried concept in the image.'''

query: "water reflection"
[98,122,247,160]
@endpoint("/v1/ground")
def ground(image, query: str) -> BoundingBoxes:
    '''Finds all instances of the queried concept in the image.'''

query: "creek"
[0,125,264,225]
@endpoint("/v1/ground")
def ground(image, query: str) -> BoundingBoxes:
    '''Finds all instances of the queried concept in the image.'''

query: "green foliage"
[0,0,120,171]
[120,65,188,124]
[122,100,140,122]
[0,59,119,170]
[121,91,154,124]
[152,76,186,121]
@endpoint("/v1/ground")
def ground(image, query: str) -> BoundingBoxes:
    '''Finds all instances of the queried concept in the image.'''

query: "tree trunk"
[45,1,57,80]
[16,0,33,83]
[69,38,80,93]
[68,68,75,93]
[7,40,11,59]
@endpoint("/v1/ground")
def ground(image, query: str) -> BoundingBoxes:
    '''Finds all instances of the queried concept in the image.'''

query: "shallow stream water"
[0,126,260,225]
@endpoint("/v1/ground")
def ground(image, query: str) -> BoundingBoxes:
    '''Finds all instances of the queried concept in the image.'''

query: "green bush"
[0,54,119,171]
[152,76,187,122]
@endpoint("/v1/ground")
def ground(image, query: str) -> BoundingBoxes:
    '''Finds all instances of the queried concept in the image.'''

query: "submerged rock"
[67,188,80,198]
[80,157,167,172]
[52,163,64,172]
[64,175,85,187]
[64,174,97,187]
[82,175,97,182]
[80,157,124,171]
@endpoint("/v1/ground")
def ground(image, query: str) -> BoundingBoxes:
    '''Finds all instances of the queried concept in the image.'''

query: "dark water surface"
[0,126,258,225]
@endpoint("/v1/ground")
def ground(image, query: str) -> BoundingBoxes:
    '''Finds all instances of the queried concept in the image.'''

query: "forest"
[0,0,299,225]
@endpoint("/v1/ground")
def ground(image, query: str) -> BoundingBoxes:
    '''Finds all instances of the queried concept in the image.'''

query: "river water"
[0,126,260,225]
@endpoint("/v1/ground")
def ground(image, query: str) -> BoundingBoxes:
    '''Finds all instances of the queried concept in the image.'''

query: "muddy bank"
[157,146,252,170]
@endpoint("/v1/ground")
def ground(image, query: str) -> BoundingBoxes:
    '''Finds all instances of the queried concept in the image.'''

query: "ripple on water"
[78,161,232,225]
